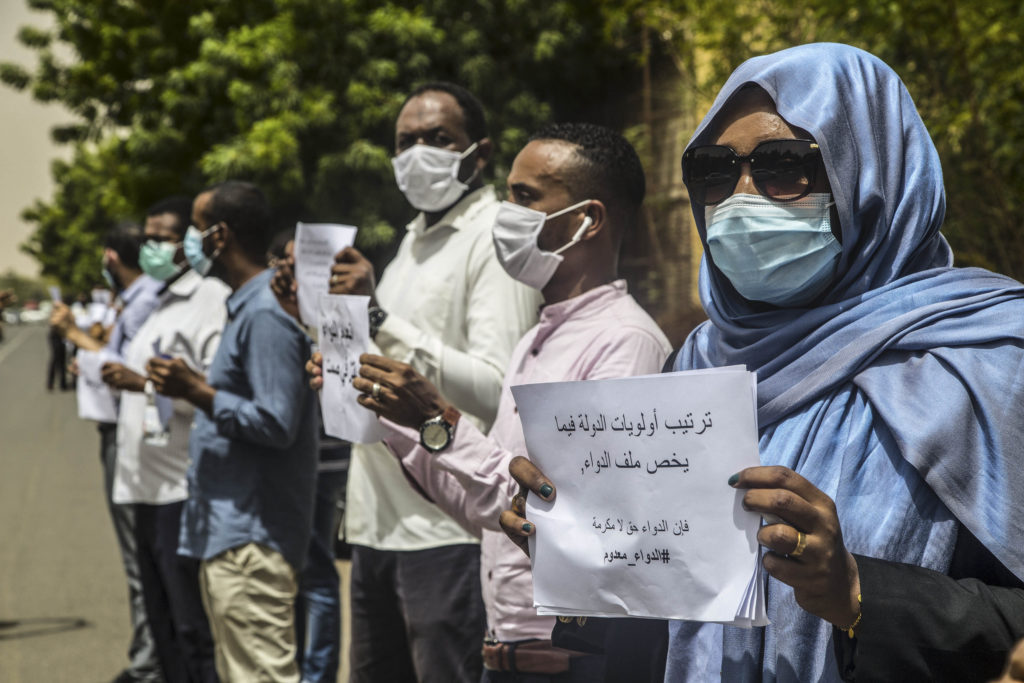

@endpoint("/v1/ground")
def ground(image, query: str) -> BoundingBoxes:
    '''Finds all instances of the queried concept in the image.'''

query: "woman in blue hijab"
[666,42,1024,681]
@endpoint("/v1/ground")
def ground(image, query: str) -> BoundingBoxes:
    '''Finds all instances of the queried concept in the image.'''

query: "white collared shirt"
[112,270,230,505]
[345,185,542,550]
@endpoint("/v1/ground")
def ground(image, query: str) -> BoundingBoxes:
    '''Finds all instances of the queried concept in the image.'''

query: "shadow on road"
[0,617,91,641]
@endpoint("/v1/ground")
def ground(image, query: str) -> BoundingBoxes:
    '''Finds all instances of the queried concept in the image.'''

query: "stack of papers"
[511,366,768,627]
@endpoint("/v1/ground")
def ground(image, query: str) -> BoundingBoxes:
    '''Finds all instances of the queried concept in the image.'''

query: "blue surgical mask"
[183,225,220,277]
[705,193,840,307]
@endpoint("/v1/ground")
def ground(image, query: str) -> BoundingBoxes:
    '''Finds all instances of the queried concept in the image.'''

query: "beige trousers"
[199,543,299,683]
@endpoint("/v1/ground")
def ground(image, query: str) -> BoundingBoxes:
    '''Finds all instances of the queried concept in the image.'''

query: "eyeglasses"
[681,139,822,205]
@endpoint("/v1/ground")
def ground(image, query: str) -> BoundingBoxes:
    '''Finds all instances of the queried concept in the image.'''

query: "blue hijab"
[668,43,1024,682]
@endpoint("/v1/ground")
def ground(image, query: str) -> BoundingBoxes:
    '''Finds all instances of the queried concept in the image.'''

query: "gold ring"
[790,531,808,558]
[371,382,382,400]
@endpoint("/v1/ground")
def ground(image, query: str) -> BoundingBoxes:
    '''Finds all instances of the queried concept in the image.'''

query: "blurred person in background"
[100,196,228,683]
[51,219,165,683]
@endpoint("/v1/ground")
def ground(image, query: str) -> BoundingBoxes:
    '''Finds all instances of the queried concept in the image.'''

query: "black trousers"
[135,501,218,683]
[47,330,67,390]
[349,543,486,683]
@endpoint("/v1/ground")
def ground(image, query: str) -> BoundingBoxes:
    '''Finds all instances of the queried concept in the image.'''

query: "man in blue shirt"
[51,221,165,683]
[147,181,318,683]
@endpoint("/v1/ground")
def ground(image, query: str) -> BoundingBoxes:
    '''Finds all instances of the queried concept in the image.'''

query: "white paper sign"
[317,293,384,444]
[76,349,119,423]
[294,222,358,326]
[48,285,62,302]
[511,368,768,627]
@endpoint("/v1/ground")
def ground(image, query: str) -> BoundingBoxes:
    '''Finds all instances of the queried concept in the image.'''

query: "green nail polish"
[522,522,533,533]
[728,472,740,487]
[539,484,553,498]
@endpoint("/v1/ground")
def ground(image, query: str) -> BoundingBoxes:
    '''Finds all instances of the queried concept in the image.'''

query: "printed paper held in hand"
[294,222,357,326]
[317,293,384,444]
[511,367,767,627]
[76,349,120,423]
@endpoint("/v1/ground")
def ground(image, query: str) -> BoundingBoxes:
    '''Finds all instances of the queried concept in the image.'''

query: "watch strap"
[368,305,388,339]
[441,405,461,427]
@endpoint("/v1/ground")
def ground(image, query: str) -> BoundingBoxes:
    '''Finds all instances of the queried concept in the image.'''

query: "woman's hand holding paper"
[731,465,861,631]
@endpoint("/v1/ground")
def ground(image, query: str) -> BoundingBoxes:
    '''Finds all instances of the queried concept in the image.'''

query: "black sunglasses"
[681,139,823,206]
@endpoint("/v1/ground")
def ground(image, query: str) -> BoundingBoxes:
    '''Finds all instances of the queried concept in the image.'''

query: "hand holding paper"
[499,455,557,557]
[354,354,452,429]
[146,356,214,412]
[76,349,120,422]
[732,466,862,630]
[305,350,324,391]
[328,247,376,298]
[510,367,768,627]
[316,293,383,443]
[294,222,357,325]
[270,242,300,321]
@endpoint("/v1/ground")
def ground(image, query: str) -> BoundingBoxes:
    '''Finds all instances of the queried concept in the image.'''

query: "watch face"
[422,422,449,450]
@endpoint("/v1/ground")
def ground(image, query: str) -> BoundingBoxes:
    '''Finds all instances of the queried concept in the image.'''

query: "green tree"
[615,0,1024,279]
[2,0,640,292]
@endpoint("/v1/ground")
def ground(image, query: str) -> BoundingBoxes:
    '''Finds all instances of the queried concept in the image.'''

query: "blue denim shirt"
[179,269,319,570]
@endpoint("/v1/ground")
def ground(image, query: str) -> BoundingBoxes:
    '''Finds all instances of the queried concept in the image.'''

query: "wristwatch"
[368,305,388,339]
[419,405,461,453]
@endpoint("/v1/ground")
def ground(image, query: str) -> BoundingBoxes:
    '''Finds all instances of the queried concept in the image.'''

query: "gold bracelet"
[840,593,863,638]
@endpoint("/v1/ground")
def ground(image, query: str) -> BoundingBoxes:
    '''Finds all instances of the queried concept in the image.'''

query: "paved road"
[0,323,353,682]
[0,324,133,682]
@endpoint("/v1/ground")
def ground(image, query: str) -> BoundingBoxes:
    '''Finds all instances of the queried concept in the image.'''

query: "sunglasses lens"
[683,146,738,205]
[750,140,820,201]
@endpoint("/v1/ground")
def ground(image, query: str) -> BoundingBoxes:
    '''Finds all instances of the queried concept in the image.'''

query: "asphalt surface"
[0,323,133,681]
[0,323,352,682]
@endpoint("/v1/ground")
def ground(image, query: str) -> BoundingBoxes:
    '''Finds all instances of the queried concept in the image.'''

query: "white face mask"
[392,142,479,212]
[705,192,840,307]
[492,199,593,290]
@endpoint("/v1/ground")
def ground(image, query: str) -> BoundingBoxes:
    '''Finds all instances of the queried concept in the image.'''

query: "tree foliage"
[4,0,1022,295]
[2,0,639,291]
[613,0,1024,279]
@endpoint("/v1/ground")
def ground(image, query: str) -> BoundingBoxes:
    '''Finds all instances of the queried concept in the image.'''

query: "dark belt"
[482,638,585,674]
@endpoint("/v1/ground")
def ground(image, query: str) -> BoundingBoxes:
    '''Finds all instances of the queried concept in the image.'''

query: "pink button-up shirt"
[382,280,672,642]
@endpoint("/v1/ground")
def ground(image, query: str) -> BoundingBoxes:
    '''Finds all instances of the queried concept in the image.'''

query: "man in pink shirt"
[343,123,672,682]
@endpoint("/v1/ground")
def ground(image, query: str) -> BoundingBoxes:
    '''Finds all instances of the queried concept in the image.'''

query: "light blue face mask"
[183,225,220,277]
[705,192,840,307]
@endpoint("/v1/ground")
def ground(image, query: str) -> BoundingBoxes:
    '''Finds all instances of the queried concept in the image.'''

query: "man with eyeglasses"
[100,195,228,683]
[322,82,540,683]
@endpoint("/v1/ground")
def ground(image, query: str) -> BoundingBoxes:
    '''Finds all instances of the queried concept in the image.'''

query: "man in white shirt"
[101,196,229,683]
[325,82,541,682]
[341,122,673,682]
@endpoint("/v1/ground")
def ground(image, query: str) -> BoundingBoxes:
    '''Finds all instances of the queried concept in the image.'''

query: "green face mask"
[139,240,184,281]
